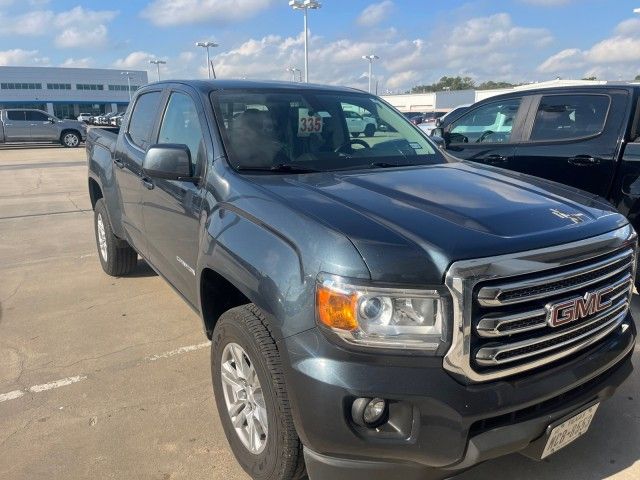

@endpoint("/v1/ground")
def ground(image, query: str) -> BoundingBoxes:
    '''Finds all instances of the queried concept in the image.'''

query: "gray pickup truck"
[0,108,86,147]
[87,80,636,480]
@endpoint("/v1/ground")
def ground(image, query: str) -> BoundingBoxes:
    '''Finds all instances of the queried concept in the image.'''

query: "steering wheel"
[476,130,495,143]
[334,138,371,154]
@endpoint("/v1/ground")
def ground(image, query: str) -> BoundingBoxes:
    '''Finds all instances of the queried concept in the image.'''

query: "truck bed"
[86,126,119,153]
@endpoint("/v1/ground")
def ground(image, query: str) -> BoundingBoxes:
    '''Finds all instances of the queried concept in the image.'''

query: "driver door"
[443,97,527,169]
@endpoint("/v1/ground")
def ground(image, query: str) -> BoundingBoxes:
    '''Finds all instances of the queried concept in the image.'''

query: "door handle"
[484,154,507,165]
[141,176,155,190]
[113,158,125,169]
[568,155,600,166]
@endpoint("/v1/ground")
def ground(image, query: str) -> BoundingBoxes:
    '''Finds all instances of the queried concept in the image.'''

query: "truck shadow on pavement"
[127,260,158,278]
[454,293,640,480]
[0,143,81,151]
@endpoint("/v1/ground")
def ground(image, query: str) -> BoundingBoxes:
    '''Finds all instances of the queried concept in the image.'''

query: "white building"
[0,66,148,119]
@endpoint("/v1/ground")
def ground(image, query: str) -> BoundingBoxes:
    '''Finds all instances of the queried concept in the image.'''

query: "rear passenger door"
[3,110,30,141]
[26,110,56,141]
[443,97,526,168]
[141,89,208,304]
[114,90,164,257]
[511,92,628,198]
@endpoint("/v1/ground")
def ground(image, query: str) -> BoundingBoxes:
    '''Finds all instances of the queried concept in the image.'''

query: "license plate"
[541,403,599,459]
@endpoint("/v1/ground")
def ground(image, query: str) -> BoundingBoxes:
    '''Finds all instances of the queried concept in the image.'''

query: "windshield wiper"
[370,161,421,169]
[236,163,320,173]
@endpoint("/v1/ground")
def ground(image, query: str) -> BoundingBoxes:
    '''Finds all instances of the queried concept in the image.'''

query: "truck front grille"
[443,225,636,382]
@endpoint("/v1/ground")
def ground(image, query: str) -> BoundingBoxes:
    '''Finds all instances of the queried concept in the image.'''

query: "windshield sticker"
[298,111,323,137]
[409,142,422,149]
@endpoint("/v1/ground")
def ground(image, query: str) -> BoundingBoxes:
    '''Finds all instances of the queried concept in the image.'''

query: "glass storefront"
[53,103,76,119]
[0,102,47,111]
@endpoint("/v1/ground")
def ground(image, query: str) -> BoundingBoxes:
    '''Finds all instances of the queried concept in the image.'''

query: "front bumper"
[280,314,635,480]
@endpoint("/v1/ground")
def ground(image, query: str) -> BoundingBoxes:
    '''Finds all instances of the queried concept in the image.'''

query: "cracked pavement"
[0,146,639,480]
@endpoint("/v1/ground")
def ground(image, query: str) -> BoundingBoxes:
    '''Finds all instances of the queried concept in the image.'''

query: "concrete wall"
[382,90,476,112]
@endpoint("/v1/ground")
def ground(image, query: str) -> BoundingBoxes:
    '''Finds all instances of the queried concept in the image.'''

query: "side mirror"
[435,118,442,127]
[48,117,56,123]
[430,135,445,148]
[143,144,196,181]
[430,127,444,138]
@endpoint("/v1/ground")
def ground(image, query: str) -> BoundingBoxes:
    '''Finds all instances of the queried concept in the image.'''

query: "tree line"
[410,75,640,94]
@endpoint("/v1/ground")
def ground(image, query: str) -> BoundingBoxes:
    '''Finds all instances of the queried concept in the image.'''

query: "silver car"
[0,108,87,147]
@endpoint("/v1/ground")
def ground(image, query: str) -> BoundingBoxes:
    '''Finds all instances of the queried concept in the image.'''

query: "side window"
[449,98,521,144]
[530,95,610,141]
[157,92,205,171]
[26,111,49,121]
[127,91,162,149]
[7,111,26,121]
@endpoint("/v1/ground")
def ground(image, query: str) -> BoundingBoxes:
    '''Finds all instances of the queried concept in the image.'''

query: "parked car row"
[78,111,125,127]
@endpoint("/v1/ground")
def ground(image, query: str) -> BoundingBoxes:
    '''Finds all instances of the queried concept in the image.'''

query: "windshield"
[211,90,443,172]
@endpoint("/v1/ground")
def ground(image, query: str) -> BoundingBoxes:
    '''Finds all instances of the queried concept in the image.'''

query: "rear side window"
[127,91,162,149]
[530,94,609,141]
[449,98,521,144]
[26,111,49,121]
[7,111,25,121]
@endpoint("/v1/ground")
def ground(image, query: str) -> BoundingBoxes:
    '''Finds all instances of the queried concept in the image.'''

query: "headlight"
[315,275,447,352]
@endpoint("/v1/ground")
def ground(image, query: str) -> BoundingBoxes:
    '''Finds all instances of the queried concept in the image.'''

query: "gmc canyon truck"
[0,108,86,147]
[433,85,640,287]
[86,80,636,480]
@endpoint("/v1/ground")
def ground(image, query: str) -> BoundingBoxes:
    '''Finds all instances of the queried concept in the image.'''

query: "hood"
[251,162,627,285]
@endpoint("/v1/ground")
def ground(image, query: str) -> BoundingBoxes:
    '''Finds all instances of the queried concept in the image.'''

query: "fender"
[87,136,127,239]
[196,200,371,341]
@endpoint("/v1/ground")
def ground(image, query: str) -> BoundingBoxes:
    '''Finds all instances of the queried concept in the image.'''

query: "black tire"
[364,124,375,137]
[61,130,81,148]
[211,305,306,480]
[93,198,138,276]
[351,131,360,138]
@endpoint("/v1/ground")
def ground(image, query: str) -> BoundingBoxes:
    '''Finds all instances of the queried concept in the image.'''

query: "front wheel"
[61,131,81,148]
[364,124,376,137]
[211,305,306,480]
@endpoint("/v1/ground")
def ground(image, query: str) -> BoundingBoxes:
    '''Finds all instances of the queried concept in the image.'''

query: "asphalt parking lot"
[0,145,639,480]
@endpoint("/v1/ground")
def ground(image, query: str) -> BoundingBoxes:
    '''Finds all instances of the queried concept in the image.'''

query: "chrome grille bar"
[475,299,628,366]
[477,248,634,307]
[475,273,632,338]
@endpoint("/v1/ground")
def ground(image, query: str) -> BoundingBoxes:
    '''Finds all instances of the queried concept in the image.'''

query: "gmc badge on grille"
[546,285,616,328]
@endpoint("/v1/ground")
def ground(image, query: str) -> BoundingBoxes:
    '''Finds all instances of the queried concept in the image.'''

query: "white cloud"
[0,6,117,49]
[56,25,108,48]
[357,1,394,27]
[141,0,275,26]
[0,48,49,66]
[538,17,640,79]
[113,51,155,70]
[60,57,94,68]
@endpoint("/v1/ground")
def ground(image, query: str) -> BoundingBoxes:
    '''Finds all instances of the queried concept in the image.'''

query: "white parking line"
[0,390,25,403]
[0,341,213,404]
[0,375,87,404]
[147,341,211,361]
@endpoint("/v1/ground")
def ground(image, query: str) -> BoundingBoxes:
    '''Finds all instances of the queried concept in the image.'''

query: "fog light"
[364,398,386,424]
[352,397,388,428]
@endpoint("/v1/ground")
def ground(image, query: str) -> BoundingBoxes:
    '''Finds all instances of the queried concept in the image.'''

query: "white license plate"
[541,403,599,459]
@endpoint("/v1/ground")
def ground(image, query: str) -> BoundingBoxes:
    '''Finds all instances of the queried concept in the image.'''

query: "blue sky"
[0,0,639,91]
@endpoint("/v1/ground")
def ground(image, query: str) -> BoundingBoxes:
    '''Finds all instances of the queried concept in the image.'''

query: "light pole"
[289,0,321,83]
[362,55,379,94]
[286,66,301,82]
[149,59,166,82]
[121,71,132,102]
[195,41,219,79]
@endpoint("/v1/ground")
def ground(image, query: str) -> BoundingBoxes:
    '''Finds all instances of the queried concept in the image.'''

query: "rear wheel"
[211,305,306,480]
[93,198,138,276]
[61,130,80,148]
[364,124,376,137]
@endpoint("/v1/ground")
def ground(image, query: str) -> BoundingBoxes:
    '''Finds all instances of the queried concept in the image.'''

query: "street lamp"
[149,59,166,82]
[195,41,219,79]
[121,71,132,102]
[289,0,321,83]
[362,55,379,94]
[286,66,302,82]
